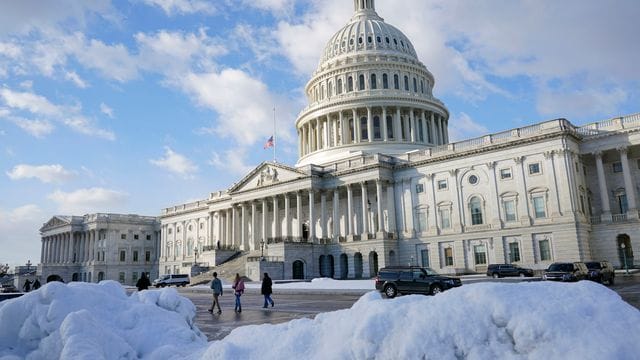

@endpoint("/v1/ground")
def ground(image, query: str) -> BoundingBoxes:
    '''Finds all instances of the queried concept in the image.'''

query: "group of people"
[22,279,41,292]
[207,272,274,315]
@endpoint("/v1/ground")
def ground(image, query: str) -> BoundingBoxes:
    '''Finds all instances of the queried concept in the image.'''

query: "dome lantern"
[354,0,376,12]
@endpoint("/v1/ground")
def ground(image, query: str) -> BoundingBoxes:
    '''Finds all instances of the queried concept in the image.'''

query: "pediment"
[228,162,307,193]
[40,216,72,232]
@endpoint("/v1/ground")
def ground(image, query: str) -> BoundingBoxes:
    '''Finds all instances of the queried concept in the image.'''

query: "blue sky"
[1,0,639,268]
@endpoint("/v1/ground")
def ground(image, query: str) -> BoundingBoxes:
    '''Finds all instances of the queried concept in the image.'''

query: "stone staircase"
[190,250,262,285]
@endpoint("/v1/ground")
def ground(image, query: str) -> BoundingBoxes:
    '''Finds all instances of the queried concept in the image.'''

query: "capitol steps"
[190,250,262,285]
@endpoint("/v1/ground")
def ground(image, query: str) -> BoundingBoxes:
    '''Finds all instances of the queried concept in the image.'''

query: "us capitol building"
[39,0,639,283]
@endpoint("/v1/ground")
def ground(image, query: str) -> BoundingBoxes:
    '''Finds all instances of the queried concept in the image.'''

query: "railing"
[576,112,640,137]
[247,256,284,263]
[612,214,628,223]
[590,216,602,224]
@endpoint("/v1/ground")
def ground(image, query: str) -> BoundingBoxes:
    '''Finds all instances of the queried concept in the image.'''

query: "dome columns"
[354,0,375,12]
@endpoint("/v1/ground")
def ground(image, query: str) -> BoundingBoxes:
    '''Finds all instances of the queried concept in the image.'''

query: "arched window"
[358,74,365,90]
[404,76,409,91]
[470,197,483,225]
[321,84,325,99]
[348,76,353,92]
[382,74,388,89]
[349,118,355,141]
[421,80,424,93]
[360,117,368,140]
[386,115,394,139]
[337,78,343,94]
[393,74,399,89]
[370,74,377,90]
[418,119,424,142]
[413,78,417,92]
[328,81,333,97]
[373,116,381,139]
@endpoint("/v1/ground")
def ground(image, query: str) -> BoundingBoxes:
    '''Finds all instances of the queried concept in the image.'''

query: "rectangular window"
[617,194,628,214]
[612,162,623,173]
[533,196,546,218]
[444,248,454,266]
[528,163,541,175]
[417,211,428,232]
[437,180,448,190]
[145,251,151,262]
[118,272,125,283]
[575,162,579,172]
[133,251,139,262]
[134,234,139,240]
[439,208,451,229]
[509,242,521,262]
[539,239,551,261]
[119,250,126,262]
[415,184,424,193]
[500,168,512,180]
[132,272,138,283]
[473,245,487,265]
[121,234,126,240]
[504,200,516,222]
[146,234,151,240]
[420,249,429,268]
[168,228,172,235]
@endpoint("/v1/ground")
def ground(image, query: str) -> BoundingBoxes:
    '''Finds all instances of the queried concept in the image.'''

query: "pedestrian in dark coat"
[261,272,274,308]
[136,273,151,291]
[23,279,31,292]
[32,279,41,290]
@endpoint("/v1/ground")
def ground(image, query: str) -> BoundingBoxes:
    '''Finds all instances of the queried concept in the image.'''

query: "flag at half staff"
[263,135,274,149]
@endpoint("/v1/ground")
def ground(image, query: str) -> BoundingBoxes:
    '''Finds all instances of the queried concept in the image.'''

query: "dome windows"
[358,74,365,90]
[367,36,372,43]
[358,36,363,44]
[404,76,409,91]
[377,36,381,43]
[385,37,390,44]
[347,76,354,92]
[371,74,377,90]
[337,79,343,94]
[394,74,399,89]
[382,74,389,89]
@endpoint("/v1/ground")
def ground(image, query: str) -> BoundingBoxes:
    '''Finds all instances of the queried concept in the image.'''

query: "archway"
[354,252,363,278]
[72,273,79,282]
[369,251,379,277]
[327,255,335,278]
[292,260,305,279]
[319,255,327,277]
[98,272,105,282]
[617,234,634,268]
[340,253,349,279]
[46,274,63,283]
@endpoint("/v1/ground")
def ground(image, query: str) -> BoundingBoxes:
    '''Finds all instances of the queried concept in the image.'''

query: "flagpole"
[273,107,276,163]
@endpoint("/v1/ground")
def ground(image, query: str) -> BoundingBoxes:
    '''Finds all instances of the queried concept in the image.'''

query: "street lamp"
[260,239,265,260]
[621,243,629,275]
[193,246,199,267]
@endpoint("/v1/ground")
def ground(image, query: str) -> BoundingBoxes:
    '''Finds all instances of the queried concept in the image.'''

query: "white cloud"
[6,164,75,183]
[47,187,129,214]
[150,147,198,178]
[63,116,116,140]
[64,71,88,88]
[141,0,216,16]
[448,112,489,142]
[0,88,61,116]
[6,117,55,138]
[100,103,114,118]
[241,0,294,15]
[4,204,44,223]
[537,87,628,120]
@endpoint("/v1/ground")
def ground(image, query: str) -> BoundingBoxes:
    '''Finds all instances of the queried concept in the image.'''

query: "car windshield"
[422,268,439,276]
[548,263,573,272]
[585,262,601,270]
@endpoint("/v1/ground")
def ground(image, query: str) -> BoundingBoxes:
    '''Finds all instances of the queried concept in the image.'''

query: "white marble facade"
[39,214,161,285]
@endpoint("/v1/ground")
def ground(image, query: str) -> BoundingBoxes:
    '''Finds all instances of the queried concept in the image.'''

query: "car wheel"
[384,285,397,298]
[430,285,442,295]
[492,273,499,279]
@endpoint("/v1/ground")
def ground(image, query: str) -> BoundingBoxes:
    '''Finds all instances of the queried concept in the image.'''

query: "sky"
[1,0,639,268]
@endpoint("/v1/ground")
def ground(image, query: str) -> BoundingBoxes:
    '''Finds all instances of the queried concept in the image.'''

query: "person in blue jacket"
[208,272,223,315]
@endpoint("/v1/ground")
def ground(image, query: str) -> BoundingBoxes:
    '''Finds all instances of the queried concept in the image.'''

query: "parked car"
[153,274,190,288]
[543,262,589,282]
[486,264,534,278]
[375,266,462,298]
[1,284,19,293]
[585,261,615,285]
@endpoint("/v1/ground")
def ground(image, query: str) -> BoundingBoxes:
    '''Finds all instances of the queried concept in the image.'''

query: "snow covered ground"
[1,280,639,359]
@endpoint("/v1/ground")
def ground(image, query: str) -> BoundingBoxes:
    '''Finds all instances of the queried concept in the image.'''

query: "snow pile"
[0,281,207,359]
[197,281,640,360]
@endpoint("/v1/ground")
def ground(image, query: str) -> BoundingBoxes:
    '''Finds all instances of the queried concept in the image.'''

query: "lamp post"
[193,246,199,267]
[621,243,629,275]
[260,239,265,260]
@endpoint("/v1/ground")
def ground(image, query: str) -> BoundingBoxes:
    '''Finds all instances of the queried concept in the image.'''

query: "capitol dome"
[295,0,450,167]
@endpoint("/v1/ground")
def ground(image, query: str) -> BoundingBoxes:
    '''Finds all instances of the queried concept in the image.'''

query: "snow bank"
[196,281,640,360]
[0,281,207,359]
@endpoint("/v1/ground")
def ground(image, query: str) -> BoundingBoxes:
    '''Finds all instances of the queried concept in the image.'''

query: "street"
[180,275,640,341]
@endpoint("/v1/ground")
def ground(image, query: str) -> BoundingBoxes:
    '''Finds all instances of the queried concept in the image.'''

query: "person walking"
[261,272,274,308]
[232,273,245,313]
[136,273,151,291]
[23,279,32,292]
[208,272,223,315]
[32,279,41,290]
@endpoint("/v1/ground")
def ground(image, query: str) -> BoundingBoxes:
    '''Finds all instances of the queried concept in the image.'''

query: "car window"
[548,263,572,272]
[399,271,413,281]
[413,270,425,279]
[585,262,601,270]
[423,268,438,276]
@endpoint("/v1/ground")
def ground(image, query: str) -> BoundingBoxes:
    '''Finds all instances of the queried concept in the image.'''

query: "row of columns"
[41,230,99,264]
[208,180,395,251]
[594,147,638,220]
[298,108,448,157]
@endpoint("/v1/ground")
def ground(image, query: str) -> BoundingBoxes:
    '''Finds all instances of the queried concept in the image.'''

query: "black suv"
[585,261,615,285]
[486,264,534,278]
[543,262,589,282]
[375,266,462,298]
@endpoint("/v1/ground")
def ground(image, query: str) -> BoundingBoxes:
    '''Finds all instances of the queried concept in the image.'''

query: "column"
[619,147,638,215]
[439,116,446,145]
[308,190,316,242]
[320,192,327,239]
[251,202,257,250]
[316,118,321,150]
[333,188,340,240]
[376,180,384,233]
[426,174,438,233]
[62,233,68,263]
[594,151,611,220]
[514,157,531,224]
[353,109,361,143]
[347,184,354,237]
[382,107,388,141]
[361,182,369,237]
[367,107,373,142]
[273,196,280,239]
[241,203,247,250]
[431,112,438,145]
[409,110,416,142]
[421,111,428,143]
[301,125,307,155]
[284,194,290,238]
[262,199,268,242]
[298,129,302,158]
[443,118,449,143]
[449,169,463,231]
[226,209,232,247]
[340,111,346,145]
[40,237,45,264]
[395,108,402,142]
[296,192,302,238]
[486,162,501,226]
[544,151,562,218]
[387,181,397,232]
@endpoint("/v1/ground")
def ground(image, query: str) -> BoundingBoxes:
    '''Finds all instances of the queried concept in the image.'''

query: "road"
[180,275,640,341]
